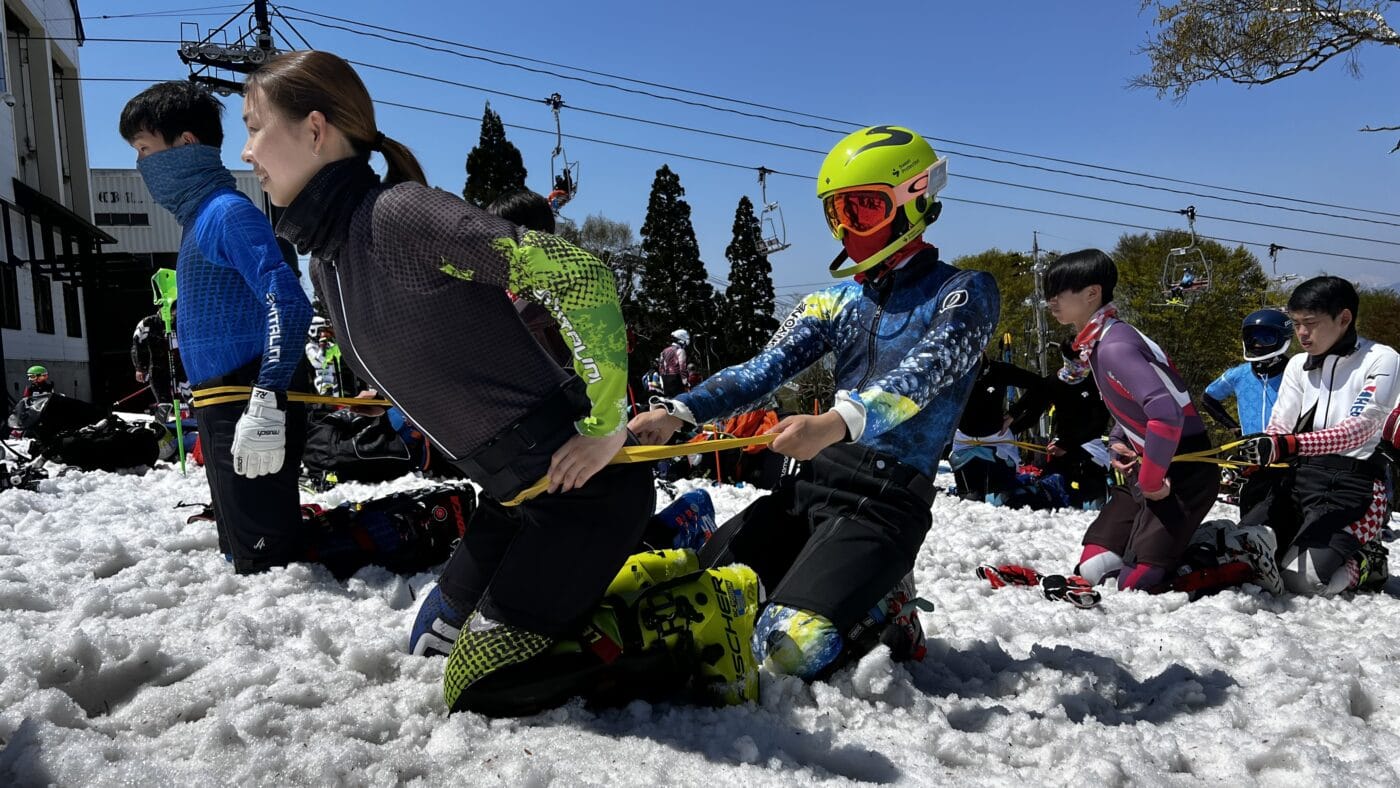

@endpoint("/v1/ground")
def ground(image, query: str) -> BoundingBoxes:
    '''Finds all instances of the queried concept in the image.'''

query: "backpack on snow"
[301,482,475,579]
[30,418,165,472]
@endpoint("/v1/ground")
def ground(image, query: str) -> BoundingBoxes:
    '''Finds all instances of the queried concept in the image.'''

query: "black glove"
[1232,432,1299,467]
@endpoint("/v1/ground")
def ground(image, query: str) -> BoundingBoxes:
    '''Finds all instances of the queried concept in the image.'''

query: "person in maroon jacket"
[1044,250,1223,591]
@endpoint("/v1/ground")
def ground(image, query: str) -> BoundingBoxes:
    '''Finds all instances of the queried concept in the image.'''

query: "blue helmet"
[1242,308,1292,362]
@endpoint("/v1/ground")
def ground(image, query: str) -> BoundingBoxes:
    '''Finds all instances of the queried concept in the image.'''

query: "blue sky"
[79,2,1400,299]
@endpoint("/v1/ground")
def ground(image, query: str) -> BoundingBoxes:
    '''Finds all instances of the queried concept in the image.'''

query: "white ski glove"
[231,386,286,478]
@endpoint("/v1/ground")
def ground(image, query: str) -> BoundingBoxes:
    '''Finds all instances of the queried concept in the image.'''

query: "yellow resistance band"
[192,385,392,410]
[964,437,1284,470]
[501,434,776,507]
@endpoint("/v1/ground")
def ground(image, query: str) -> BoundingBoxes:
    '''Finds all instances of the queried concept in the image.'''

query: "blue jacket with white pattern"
[677,249,999,477]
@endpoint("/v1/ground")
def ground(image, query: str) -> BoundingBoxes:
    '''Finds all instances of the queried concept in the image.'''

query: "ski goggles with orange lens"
[822,158,947,238]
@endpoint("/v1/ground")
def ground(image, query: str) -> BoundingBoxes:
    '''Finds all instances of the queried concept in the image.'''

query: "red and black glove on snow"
[1233,432,1299,467]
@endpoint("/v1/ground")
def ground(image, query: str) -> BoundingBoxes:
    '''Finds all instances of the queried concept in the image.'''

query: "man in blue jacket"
[1201,308,1292,513]
[121,81,313,574]
[632,126,999,679]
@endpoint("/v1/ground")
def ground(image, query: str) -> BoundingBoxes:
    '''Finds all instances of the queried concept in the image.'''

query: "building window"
[62,282,80,337]
[94,212,150,227]
[32,270,53,333]
[0,265,18,329]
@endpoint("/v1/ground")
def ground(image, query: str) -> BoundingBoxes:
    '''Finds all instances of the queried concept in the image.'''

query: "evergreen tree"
[721,196,778,366]
[637,165,715,372]
[462,103,528,207]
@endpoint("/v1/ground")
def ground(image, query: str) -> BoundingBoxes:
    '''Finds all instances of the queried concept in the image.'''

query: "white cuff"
[831,390,866,442]
[649,396,698,426]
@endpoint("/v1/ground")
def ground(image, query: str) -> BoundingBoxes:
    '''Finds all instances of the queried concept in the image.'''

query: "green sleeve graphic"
[492,231,628,437]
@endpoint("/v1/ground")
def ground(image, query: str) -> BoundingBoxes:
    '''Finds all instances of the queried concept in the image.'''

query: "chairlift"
[1157,206,1212,309]
[754,167,790,253]
[544,93,580,213]
[1263,243,1299,306]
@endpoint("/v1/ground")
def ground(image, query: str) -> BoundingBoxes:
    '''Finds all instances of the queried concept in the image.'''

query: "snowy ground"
[1,462,1399,786]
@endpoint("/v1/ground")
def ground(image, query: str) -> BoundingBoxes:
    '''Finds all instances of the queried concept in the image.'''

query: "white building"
[84,168,288,408]
[0,0,107,404]
[90,169,269,257]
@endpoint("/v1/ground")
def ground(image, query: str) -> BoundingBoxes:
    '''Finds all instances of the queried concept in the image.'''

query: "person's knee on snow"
[1076,544,1123,585]
[1280,546,1354,596]
[1116,562,1168,591]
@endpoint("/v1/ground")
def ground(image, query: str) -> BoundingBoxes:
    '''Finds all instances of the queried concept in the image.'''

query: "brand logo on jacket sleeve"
[940,289,968,313]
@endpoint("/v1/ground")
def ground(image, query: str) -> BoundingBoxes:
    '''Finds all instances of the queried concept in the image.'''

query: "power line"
[92,4,247,20]
[72,33,1400,232]
[272,5,1400,221]
[259,16,1400,230]
[344,58,1400,247]
[367,97,1400,266]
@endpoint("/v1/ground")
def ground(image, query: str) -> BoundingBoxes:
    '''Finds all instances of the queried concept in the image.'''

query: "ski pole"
[112,385,152,407]
[152,269,185,475]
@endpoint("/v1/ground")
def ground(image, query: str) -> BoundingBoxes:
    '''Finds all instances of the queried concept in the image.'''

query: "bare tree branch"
[1360,124,1400,151]
[1134,1,1399,149]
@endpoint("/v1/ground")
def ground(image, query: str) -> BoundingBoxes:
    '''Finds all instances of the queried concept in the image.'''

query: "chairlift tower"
[179,0,281,96]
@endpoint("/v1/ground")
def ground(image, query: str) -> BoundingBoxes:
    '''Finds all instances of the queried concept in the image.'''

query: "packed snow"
[1,462,1398,786]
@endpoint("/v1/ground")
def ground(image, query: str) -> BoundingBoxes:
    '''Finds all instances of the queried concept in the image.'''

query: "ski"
[975,564,1101,609]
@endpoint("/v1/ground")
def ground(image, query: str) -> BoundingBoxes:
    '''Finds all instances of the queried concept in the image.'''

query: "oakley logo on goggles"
[823,158,948,239]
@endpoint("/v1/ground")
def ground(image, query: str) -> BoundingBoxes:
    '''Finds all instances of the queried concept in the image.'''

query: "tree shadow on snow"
[913,639,1237,728]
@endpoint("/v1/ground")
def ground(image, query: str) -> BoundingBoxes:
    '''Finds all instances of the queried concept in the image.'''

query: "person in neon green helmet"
[632,125,1000,680]
[817,124,948,281]
[23,365,54,398]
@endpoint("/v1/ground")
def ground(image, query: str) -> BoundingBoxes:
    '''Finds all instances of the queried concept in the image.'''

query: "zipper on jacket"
[854,277,894,393]
[332,267,458,460]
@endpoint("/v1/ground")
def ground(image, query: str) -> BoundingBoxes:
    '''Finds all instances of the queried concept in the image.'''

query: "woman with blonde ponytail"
[241,51,759,717]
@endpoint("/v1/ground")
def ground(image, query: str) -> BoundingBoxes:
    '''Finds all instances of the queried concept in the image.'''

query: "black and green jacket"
[278,157,628,469]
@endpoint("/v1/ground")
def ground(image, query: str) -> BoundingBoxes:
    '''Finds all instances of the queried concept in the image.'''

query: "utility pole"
[1030,231,1049,377]
[1028,231,1053,438]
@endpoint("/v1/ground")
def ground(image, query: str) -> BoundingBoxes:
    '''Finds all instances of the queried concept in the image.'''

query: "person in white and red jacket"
[1234,276,1399,595]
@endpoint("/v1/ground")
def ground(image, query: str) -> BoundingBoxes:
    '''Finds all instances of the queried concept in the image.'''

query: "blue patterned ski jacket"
[677,250,999,477]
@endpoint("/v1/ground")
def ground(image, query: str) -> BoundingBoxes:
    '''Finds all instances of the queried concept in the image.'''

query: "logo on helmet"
[847,125,914,165]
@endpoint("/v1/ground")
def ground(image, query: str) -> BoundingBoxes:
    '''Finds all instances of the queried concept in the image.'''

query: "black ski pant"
[194,365,309,575]
[435,459,656,638]
[1043,448,1109,507]
[698,442,935,632]
[954,456,1018,503]
[1240,456,1386,567]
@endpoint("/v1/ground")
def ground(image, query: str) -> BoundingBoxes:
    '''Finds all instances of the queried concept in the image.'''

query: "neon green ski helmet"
[26,365,46,376]
[817,125,946,278]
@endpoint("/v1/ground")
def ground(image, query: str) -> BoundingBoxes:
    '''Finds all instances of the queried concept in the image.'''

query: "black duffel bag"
[30,418,164,471]
[9,393,108,442]
[303,409,416,483]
